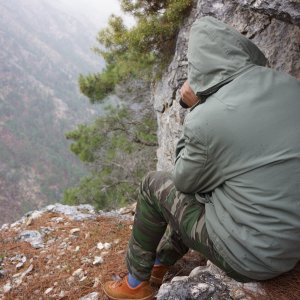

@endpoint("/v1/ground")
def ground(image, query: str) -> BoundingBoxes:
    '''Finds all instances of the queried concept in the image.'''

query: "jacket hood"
[188,17,267,96]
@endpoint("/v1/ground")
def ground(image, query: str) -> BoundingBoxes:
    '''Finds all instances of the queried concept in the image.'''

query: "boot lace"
[111,272,128,288]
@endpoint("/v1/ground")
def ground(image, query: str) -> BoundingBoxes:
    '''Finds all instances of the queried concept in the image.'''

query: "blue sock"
[154,257,162,266]
[128,273,142,288]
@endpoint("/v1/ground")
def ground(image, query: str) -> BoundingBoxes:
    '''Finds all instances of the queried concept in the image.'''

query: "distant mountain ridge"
[0,0,104,225]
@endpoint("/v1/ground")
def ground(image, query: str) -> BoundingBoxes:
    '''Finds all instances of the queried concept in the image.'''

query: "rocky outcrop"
[157,261,264,300]
[154,0,300,171]
[235,0,300,26]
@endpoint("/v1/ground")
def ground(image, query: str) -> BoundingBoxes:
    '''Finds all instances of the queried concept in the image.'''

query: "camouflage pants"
[126,171,252,283]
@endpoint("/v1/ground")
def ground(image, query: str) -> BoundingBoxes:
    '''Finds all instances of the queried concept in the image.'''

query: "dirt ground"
[0,212,205,300]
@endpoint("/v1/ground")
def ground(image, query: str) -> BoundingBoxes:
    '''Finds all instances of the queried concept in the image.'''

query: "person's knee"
[141,171,171,195]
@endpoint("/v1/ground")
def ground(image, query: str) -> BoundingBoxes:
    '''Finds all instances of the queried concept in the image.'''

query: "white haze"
[54,0,134,29]
[49,0,134,68]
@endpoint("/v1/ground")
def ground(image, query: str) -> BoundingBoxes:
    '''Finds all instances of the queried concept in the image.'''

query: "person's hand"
[180,81,199,108]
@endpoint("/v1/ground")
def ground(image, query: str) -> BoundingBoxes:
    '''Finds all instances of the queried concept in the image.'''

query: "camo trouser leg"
[126,171,252,282]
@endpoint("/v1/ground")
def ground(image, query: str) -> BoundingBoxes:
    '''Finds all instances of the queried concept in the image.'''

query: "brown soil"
[0,212,205,300]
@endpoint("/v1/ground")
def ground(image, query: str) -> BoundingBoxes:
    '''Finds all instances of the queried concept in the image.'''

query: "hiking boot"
[103,274,154,300]
[150,265,170,285]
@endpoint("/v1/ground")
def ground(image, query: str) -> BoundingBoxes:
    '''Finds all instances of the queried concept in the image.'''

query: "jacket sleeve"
[172,113,222,194]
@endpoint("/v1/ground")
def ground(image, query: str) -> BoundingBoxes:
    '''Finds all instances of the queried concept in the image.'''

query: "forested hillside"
[0,0,104,225]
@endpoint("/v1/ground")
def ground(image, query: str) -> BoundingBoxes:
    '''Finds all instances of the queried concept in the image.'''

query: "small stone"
[16,262,25,269]
[97,242,104,250]
[23,264,34,276]
[97,242,111,250]
[114,239,120,244]
[26,218,33,226]
[93,277,101,287]
[79,292,99,300]
[15,255,27,269]
[104,242,111,250]
[10,254,22,262]
[3,281,12,293]
[79,276,88,282]
[59,242,67,249]
[93,256,104,265]
[72,268,84,279]
[40,227,53,235]
[0,270,6,278]
[59,290,66,298]
[14,276,24,287]
[74,246,80,252]
[67,276,75,285]
[28,211,43,220]
[44,287,53,295]
[81,257,92,264]
[51,217,64,223]
[46,204,56,211]
[19,230,44,249]
[129,225,133,230]
[10,221,20,228]
[1,223,9,230]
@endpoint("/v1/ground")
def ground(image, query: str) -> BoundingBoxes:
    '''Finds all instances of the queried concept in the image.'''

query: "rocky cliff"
[154,0,300,171]
[152,0,300,299]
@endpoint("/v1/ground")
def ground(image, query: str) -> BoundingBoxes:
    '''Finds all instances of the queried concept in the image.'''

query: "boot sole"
[103,290,155,300]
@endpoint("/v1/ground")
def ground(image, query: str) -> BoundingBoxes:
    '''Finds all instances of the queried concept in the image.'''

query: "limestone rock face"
[156,272,230,300]
[156,261,264,300]
[235,0,300,26]
[154,0,300,171]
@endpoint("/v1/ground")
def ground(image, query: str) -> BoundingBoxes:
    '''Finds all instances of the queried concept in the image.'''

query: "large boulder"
[156,261,264,300]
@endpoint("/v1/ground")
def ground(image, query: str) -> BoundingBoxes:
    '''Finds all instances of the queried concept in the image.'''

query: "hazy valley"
[0,0,105,225]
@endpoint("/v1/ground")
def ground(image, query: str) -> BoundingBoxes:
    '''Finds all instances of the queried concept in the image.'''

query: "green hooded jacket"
[173,16,300,280]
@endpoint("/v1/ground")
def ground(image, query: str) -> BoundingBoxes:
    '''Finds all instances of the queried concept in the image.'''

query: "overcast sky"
[56,0,134,29]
